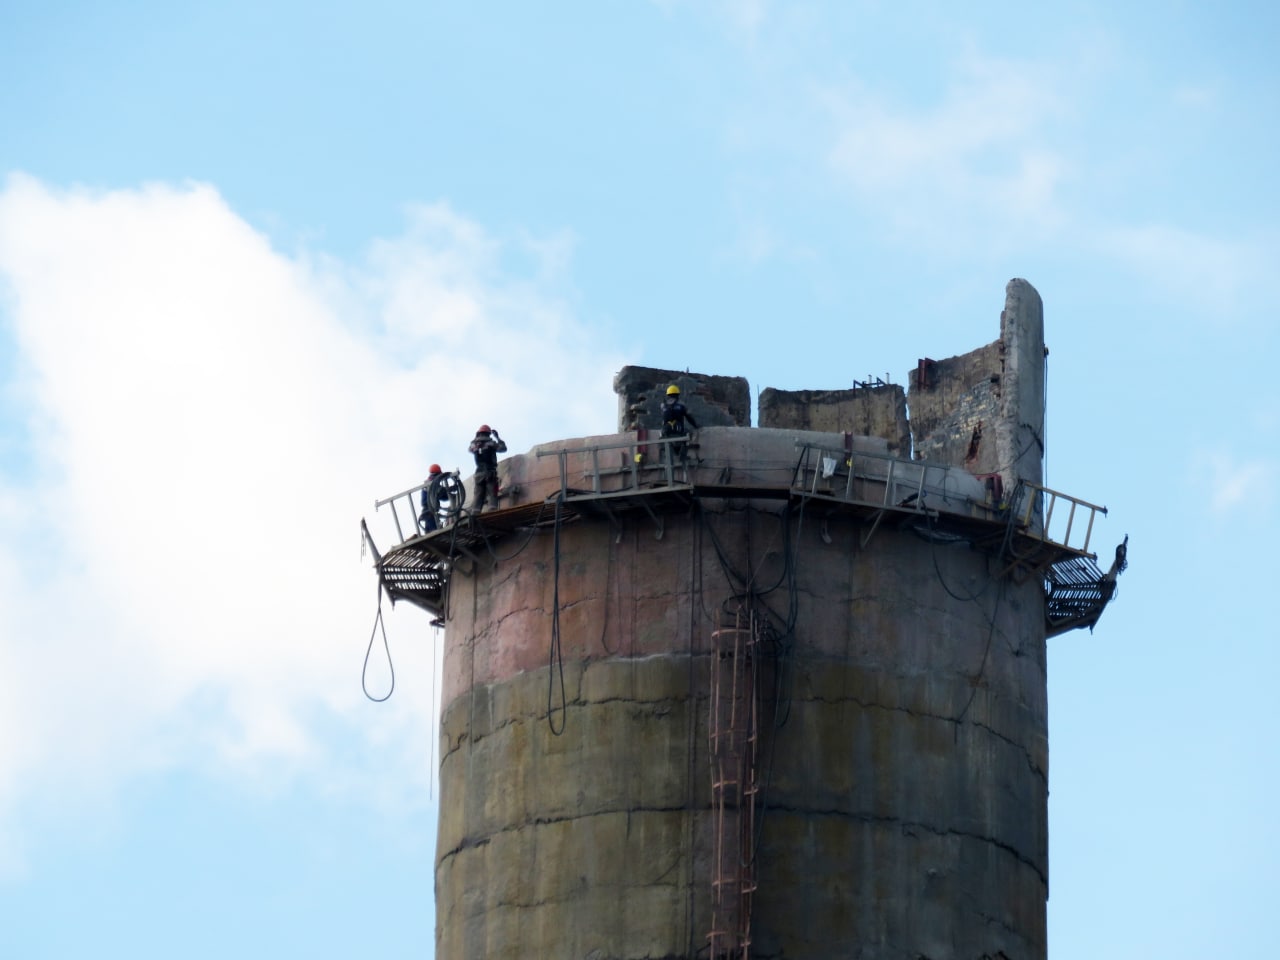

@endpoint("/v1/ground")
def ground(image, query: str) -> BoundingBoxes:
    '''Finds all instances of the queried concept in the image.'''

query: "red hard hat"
[429,464,442,474]
[478,424,491,434]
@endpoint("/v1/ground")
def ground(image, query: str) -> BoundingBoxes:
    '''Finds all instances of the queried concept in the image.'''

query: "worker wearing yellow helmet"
[660,385,698,437]
[660,384,698,470]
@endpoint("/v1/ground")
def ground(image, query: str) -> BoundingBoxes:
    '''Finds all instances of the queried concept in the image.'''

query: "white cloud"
[1096,222,1278,318]
[649,0,770,34]
[1172,83,1217,110]
[0,175,625,870]
[721,0,770,39]
[1194,447,1277,515]
[811,38,1280,315]
[822,49,1073,248]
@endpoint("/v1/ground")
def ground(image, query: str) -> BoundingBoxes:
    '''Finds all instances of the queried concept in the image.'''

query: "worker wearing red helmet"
[468,424,508,513]
[420,463,444,532]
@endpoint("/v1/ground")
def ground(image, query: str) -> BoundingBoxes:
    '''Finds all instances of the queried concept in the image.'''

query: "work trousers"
[474,471,499,512]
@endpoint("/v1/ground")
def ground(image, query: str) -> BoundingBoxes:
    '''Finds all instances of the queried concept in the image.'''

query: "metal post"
[1083,507,1097,554]
[389,500,406,542]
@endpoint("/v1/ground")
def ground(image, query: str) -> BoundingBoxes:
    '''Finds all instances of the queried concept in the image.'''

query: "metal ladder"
[708,607,759,959]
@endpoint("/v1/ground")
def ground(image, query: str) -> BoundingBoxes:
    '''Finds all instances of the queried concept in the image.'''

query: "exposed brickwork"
[907,342,1003,474]
[610,281,1044,491]
[907,279,1046,505]
[758,384,910,457]
[612,365,751,432]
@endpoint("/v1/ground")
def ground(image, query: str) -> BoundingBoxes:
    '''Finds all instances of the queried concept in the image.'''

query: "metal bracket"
[637,496,665,539]
[589,497,626,542]
[860,508,886,549]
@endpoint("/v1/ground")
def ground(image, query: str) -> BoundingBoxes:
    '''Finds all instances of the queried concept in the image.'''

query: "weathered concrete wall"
[613,365,752,432]
[907,278,1045,501]
[758,385,910,458]
[995,279,1046,492]
[601,282,1043,492]
[436,428,1048,960]
[436,282,1053,959]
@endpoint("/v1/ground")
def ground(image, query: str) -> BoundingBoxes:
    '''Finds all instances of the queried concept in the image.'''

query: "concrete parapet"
[758,384,910,458]
[613,365,752,432]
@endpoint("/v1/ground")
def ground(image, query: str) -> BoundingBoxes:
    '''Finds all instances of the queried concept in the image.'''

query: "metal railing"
[792,441,973,513]
[1016,483,1107,557]
[793,442,1108,559]
[376,440,1109,561]
[536,435,695,496]
[373,481,429,546]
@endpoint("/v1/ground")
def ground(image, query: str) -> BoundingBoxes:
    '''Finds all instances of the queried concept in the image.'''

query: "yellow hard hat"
[666,384,680,396]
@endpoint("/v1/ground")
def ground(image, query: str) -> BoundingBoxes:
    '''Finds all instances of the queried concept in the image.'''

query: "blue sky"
[2,2,1276,957]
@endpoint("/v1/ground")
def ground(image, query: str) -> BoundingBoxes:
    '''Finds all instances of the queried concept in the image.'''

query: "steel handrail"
[536,435,694,497]
[792,442,938,510]
[373,481,429,545]
[793,442,1108,557]
[375,441,1109,558]
[1018,483,1108,555]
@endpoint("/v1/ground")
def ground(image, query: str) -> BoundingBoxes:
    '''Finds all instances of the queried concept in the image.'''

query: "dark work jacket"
[469,436,507,475]
[660,399,698,437]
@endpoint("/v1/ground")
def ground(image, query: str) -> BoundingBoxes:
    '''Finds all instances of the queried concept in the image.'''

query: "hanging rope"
[1042,349,1050,487]
[547,492,568,735]
[956,578,1006,726]
[426,472,467,527]
[428,617,440,802]
[598,521,619,654]
[684,506,702,957]
[362,581,395,702]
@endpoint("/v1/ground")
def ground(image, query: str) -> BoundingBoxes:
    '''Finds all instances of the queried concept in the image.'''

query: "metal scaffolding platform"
[361,436,1123,634]
[1043,535,1128,638]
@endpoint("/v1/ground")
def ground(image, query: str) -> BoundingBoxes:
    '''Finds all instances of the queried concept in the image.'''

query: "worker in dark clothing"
[468,424,507,513]
[420,463,444,532]
[660,384,698,468]
[421,463,466,530]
